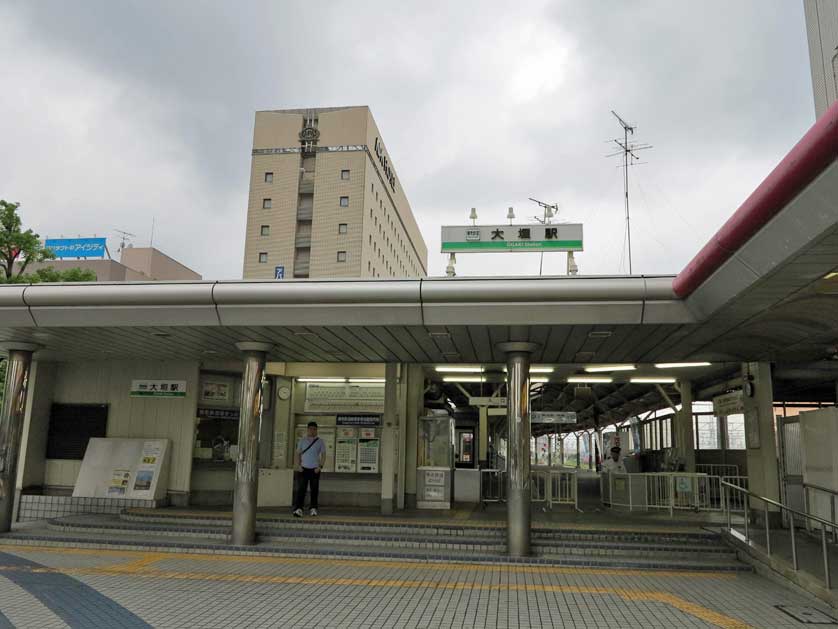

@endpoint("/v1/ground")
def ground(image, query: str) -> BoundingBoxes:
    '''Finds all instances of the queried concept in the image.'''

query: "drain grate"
[776,606,838,625]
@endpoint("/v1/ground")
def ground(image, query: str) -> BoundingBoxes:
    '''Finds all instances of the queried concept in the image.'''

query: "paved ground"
[0,542,834,628]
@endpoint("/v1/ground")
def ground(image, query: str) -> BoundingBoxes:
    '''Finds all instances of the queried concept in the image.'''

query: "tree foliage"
[0,200,97,283]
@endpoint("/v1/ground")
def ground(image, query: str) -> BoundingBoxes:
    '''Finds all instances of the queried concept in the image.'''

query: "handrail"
[721,480,838,531]
[803,481,838,497]
[721,479,835,590]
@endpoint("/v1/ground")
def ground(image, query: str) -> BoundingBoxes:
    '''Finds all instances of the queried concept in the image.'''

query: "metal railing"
[548,469,579,511]
[480,469,506,505]
[480,468,578,511]
[722,480,837,590]
[601,472,748,516]
[696,463,740,477]
[803,482,838,544]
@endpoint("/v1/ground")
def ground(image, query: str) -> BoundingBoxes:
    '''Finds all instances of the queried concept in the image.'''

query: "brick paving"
[0,543,834,628]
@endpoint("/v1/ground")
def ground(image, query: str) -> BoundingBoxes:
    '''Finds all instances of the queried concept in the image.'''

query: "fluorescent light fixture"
[824,272,838,280]
[631,377,676,384]
[435,366,483,373]
[442,376,483,383]
[584,364,636,373]
[530,377,550,383]
[347,378,385,383]
[653,362,712,369]
[567,376,613,383]
[502,366,555,373]
[297,377,346,383]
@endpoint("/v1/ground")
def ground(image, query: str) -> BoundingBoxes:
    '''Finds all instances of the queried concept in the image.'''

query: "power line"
[606,110,652,275]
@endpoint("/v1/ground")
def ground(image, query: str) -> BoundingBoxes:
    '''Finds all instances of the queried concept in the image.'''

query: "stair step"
[6,530,751,572]
[119,512,722,545]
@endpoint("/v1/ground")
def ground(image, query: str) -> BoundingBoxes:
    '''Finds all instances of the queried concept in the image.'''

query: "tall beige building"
[804,0,838,118]
[242,106,428,280]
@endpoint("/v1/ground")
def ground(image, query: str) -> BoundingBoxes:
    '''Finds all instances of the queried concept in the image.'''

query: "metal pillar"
[0,343,38,533]
[497,341,538,557]
[381,363,398,515]
[231,341,272,545]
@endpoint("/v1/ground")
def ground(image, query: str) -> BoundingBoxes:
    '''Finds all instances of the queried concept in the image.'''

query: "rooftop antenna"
[150,216,156,249]
[606,110,652,275]
[114,229,136,258]
[529,198,577,277]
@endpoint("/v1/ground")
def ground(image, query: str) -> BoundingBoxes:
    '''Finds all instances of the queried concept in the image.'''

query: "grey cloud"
[0,0,816,280]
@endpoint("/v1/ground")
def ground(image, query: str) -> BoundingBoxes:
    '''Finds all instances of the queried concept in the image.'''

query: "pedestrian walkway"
[0,541,832,628]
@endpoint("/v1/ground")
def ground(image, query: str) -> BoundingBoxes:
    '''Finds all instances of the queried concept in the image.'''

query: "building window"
[339,196,349,207]
[337,251,347,263]
[264,172,273,183]
[260,225,270,236]
[694,415,720,449]
[46,403,108,460]
[262,198,272,209]
[338,223,348,234]
[341,170,350,180]
[258,252,268,263]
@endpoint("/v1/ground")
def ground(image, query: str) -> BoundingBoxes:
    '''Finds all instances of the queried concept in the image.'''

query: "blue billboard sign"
[45,238,107,259]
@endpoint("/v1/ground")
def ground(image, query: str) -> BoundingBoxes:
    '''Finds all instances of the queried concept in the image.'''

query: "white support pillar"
[0,343,39,533]
[380,363,398,514]
[231,341,272,546]
[743,362,781,523]
[674,380,695,472]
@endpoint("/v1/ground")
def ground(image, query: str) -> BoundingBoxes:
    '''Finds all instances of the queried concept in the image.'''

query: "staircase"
[6,510,750,572]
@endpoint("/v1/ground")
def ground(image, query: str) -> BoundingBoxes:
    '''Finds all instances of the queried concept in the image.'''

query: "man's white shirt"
[602,457,626,473]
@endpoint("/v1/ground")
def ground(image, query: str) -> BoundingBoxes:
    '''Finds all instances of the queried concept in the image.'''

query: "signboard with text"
[45,237,107,259]
[441,224,583,253]
[530,411,578,424]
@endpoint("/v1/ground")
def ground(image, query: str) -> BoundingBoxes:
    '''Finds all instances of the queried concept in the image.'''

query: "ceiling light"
[631,377,676,384]
[587,331,612,339]
[502,366,555,373]
[150,332,171,338]
[567,376,613,383]
[297,377,347,383]
[530,377,550,383]
[348,378,385,383]
[435,366,483,373]
[442,376,483,383]
[824,272,838,280]
[653,362,712,369]
[584,364,636,373]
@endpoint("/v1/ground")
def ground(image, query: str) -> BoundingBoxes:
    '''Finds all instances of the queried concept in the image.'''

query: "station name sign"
[530,411,577,424]
[374,137,397,193]
[441,224,583,253]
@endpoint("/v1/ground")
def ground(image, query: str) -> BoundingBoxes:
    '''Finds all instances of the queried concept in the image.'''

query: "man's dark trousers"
[295,467,320,510]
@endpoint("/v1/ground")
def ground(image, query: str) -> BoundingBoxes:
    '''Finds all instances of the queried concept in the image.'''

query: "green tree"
[0,200,97,283]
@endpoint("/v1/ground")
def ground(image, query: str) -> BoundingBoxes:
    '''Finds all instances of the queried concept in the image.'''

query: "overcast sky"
[0,1,815,280]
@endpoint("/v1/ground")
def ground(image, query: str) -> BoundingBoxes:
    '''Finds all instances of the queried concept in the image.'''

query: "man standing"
[293,421,326,517]
[602,446,627,474]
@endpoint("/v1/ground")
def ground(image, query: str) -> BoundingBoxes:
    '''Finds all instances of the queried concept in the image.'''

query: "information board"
[74,438,170,500]
[305,383,385,413]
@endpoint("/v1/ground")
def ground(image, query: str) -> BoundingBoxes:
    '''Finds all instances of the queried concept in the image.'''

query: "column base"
[507,487,531,557]
[380,498,394,515]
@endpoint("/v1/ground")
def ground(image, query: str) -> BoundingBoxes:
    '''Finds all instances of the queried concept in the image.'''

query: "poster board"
[73,438,170,500]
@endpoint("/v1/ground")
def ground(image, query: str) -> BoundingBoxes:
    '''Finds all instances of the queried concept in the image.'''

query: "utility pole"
[607,111,651,275]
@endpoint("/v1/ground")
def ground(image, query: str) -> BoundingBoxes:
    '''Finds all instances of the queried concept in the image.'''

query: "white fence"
[480,467,578,510]
[696,464,740,477]
[601,472,748,515]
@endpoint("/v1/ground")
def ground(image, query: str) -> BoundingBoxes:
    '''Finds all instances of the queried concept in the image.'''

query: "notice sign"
[425,470,446,486]
[469,397,507,407]
[336,415,381,427]
[713,390,744,416]
[131,380,187,398]
[107,469,131,497]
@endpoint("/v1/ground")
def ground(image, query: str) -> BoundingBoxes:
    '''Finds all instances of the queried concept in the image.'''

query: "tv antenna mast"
[114,229,136,258]
[528,197,578,276]
[606,110,652,275]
